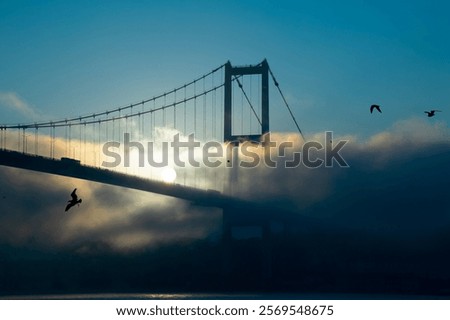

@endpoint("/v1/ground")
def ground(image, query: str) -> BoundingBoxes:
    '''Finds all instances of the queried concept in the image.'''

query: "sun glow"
[161,167,177,183]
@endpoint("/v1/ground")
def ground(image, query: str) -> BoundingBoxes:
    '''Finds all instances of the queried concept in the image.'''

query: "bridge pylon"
[222,60,273,284]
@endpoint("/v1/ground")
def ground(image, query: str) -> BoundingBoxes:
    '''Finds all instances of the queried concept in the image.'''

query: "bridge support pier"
[222,208,273,286]
[221,60,274,287]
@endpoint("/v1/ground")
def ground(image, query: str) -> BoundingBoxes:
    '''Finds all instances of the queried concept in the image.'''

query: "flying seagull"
[370,104,382,113]
[424,110,442,117]
[65,188,82,212]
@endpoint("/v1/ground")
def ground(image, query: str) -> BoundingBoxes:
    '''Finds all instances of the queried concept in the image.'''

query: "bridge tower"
[222,60,273,283]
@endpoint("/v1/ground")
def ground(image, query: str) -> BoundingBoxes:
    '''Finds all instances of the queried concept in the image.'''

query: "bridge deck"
[0,149,236,207]
[0,149,306,225]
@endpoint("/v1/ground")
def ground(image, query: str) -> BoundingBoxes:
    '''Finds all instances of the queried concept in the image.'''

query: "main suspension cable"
[1,63,227,129]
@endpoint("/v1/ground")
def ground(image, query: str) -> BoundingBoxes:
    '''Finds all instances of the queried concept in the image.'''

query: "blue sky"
[1,0,449,138]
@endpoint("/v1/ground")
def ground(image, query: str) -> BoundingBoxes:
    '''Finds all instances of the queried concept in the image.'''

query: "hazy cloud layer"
[234,118,450,236]
[0,169,221,253]
[0,118,448,253]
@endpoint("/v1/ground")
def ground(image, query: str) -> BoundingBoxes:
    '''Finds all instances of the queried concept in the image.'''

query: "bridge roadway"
[0,149,309,222]
[0,149,297,217]
[0,148,310,220]
[0,149,243,207]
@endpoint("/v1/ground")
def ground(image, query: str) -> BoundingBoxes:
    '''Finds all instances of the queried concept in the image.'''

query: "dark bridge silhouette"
[0,60,304,281]
[0,150,233,207]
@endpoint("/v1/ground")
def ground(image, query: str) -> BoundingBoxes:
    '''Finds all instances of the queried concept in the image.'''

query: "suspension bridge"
[0,59,304,279]
[0,59,302,198]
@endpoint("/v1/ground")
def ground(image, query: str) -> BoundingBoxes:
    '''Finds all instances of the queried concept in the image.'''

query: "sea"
[1,292,446,300]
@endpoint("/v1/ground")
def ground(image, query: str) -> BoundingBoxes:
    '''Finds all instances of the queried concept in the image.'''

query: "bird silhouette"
[65,188,82,212]
[370,104,382,113]
[424,110,442,117]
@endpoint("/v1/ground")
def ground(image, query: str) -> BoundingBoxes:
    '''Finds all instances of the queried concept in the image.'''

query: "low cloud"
[0,168,221,252]
[0,118,448,253]
[0,92,40,120]
[232,118,450,235]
